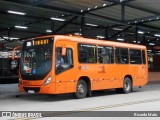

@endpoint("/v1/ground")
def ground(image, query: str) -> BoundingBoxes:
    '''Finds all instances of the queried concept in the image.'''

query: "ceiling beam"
[0,28,45,35]
[127,14,160,25]
[87,12,122,25]
[121,2,125,22]
[126,4,160,15]
[0,0,82,15]
[0,10,49,20]
[105,0,135,3]
[31,0,53,5]
[54,16,79,34]
[109,26,133,39]
[139,24,160,31]
[0,36,9,41]
[88,12,160,32]
[84,1,118,13]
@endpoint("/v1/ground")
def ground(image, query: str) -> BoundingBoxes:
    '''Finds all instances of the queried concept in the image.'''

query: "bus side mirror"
[12,51,15,60]
[12,46,22,60]
[62,47,66,56]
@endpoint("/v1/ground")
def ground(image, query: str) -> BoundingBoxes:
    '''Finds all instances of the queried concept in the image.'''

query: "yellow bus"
[18,35,148,98]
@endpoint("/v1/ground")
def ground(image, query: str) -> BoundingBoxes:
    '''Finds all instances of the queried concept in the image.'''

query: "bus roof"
[54,35,146,49]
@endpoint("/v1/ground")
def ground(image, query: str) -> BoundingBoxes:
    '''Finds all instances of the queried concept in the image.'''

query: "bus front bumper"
[19,83,56,94]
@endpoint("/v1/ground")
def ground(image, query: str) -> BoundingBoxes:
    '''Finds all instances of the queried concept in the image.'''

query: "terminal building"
[0,0,160,83]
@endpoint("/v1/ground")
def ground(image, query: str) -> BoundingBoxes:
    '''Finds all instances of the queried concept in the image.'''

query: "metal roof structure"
[0,0,160,54]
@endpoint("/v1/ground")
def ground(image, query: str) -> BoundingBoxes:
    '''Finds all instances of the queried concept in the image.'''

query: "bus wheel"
[123,77,132,94]
[116,77,132,94]
[75,80,87,99]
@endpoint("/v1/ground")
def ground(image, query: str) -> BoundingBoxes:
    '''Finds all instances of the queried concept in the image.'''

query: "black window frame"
[97,45,114,64]
[130,49,142,64]
[142,50,146,64]
[115,47,129,64]
[78,43,97,64]
[55,47,74,75]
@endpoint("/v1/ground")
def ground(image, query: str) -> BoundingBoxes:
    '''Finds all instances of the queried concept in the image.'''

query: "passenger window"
[115,48,129,64]
[98,46,114,64]
[78,43,97,63]
[55,47,73,74]
[130,49,142,64]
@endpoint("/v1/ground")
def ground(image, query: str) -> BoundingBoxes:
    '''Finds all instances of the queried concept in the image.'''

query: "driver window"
[55,47,73,74]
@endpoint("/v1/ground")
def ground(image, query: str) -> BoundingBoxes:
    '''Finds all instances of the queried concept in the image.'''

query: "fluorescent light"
[75,33,82,35]
[8,10,26,15]
[51,17,65,21]
[103,4,107,7]
[0,38,4,41]
[86,23,98,27]
[6,47,13,49]
[138,31,144,34]
[15,26,28,29]
[3,37,19,40]
[147,50,152,52]
[97,36,105,39]
[149,43,155,45]
[117,38,124,41]
[46,30,52,33]
[27,42,32,47]
[120,0,125,2]
[133,41,140,43]
[113,28,123,31]
[81,10,84,12]
[154,34,160,37]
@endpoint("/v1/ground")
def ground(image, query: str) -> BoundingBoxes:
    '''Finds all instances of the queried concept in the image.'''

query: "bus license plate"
[28,90,34,93]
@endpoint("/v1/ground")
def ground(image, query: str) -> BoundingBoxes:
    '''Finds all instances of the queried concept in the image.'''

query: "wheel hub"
[78,84,85,95]
[125,81,130,91]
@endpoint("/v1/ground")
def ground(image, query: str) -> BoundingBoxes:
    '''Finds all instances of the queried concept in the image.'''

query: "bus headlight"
[43,76,52,86]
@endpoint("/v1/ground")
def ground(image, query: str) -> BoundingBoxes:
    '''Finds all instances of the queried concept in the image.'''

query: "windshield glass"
[20,38,53,80]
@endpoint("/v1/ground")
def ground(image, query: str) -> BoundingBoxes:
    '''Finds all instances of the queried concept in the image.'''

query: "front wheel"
[75,80,87,99]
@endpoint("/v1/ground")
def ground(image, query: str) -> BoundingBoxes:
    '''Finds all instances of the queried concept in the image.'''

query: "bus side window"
[78,43,97,63]
[130,49,142,64]
[115,48,129,64]
[98,46,114,64]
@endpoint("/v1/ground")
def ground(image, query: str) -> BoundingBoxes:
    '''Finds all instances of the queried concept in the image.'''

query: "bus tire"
[75,80,87,99]
[123,77,132,94]
[116,77,132,94]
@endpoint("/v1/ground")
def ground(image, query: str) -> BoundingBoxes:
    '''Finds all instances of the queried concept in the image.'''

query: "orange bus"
[18,35,148,98]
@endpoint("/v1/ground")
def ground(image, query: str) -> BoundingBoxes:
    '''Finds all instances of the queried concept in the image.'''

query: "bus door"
[97,46,115,89]
[55,46,75,94]
[77,43,98,90]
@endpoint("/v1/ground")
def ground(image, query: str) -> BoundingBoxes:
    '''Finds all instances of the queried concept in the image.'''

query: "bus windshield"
[20,38,53,80]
